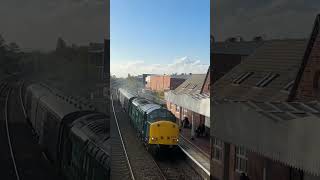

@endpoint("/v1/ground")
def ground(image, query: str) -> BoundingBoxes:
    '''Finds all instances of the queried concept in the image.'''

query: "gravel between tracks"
[111,94,165,180]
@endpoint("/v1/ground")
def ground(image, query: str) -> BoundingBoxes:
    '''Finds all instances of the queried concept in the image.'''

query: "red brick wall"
[166,101,181,121]
[247,152,265,180]
[149,76,187,92]
[294,33,320,101]
[166,101,202,127]
[149,75,171,91]
[228,145,237,180]
[210,144,294,180]
[265,160,291,180]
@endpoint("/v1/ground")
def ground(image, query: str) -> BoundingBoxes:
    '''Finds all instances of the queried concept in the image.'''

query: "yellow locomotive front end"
[148,120,179,146]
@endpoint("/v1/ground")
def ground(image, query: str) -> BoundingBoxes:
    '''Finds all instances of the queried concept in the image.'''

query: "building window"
[189,84,197,90]
[213,137,223,161]
[176,105,180,113]
[235,146,248,173]
[184,109,188,115]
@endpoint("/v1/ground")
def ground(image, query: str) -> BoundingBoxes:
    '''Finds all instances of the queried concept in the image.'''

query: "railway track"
[111,89,204,180]
[0,77,63,180]
[111,92,166,180]
[152,148,204,180]
[111,93,136,180]
[0,76,20,180]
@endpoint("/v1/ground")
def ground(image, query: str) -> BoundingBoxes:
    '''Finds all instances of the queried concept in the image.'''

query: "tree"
[0,34,5,48]
[253,36,263,41]
[0,35,6,65]
[56,37,67,51]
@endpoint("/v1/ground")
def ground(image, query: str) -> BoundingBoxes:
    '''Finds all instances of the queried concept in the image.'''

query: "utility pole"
[191,112,195,140]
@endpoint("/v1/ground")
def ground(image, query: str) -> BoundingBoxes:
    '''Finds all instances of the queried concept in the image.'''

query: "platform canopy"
[165,91,210,118]
[212,100,320,176]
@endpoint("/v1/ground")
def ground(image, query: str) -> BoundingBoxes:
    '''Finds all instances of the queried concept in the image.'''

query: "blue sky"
[111,0,210,77]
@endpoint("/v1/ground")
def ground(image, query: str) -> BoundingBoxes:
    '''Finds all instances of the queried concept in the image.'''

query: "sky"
[110,0,210,77]
[212,0,320,41]
[0,0,107,51]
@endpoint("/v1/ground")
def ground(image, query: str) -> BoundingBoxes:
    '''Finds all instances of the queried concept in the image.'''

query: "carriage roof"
[27,84,51,99]
[40,93,80,119]
[118,88,136,99]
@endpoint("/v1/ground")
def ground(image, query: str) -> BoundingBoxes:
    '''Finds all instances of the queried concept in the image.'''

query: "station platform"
[178,127,210,179]
[180,127,210,155]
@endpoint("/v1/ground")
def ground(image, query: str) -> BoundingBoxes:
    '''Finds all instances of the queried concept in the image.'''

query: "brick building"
[165,71,210,135]
[146,74,189,92]
[88,43,105,81]
[88,41,109,101]
[211,14,320,180]
[211,40,263,83]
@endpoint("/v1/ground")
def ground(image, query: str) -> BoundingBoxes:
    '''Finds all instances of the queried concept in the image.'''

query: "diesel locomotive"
[117,88,179,152]
[21,83,110,180]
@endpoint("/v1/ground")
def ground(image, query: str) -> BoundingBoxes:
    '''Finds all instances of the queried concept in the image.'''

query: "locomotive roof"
[71,112,109,144]
[131,97,163,114]
[71,112,110,168]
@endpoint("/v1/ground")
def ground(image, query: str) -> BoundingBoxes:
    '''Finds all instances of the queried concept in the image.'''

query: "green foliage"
[124,77,144,92]
[22,38,97,97]
[0,35,22,74]
[56,37,67,51]
[155,91,165,100]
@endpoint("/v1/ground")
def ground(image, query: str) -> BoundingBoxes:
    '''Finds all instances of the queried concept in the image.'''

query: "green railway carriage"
[22,83,110,180]
[128,97,179,148]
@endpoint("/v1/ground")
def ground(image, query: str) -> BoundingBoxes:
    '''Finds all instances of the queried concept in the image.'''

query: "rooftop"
[173,74,207,95]
[213,39,308,102]
[212,100,320,175]
[212,40,264,55]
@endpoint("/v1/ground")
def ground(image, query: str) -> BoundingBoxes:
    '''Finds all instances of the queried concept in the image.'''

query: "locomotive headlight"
[151,137,157,141]
[172,138,179,142]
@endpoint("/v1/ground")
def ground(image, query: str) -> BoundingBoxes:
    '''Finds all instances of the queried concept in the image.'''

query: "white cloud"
[111,56,209,78]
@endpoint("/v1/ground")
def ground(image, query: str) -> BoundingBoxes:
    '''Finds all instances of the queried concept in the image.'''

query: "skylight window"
[182,83,190,89]
[255,73,279,87]
[232,72,254,84]
[189,84,197,90]
[283,80,294,92]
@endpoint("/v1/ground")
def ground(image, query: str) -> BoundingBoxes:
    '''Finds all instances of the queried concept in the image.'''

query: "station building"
[145,74,190,92]
[211,14,320,180]
[165,70,210,154]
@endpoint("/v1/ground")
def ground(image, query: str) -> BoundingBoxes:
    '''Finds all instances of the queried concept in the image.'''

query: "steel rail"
[111,94,136,180]
[5,88,21,180]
